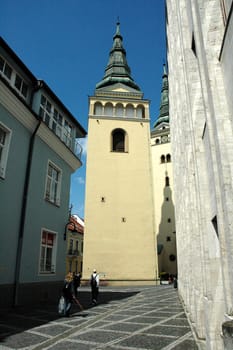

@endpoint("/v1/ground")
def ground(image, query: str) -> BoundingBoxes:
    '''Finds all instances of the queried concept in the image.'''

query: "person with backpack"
[90,269,99,305]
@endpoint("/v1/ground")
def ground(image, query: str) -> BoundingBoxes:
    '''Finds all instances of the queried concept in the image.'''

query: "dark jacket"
[63,280,75,301]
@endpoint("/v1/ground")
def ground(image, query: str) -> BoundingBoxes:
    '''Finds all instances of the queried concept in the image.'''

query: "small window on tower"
[161,155,165,163]
[166,154,171,162]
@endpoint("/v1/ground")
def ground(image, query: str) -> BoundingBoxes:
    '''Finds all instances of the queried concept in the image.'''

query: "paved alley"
[0,285,200,350]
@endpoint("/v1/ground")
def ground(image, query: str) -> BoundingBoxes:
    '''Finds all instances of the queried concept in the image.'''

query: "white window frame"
[14,73,28,98]
[45,160,62,206]
[39,229,57,274]
[39,94,73,147]
[0,122,12,179]
[0,55,28,99]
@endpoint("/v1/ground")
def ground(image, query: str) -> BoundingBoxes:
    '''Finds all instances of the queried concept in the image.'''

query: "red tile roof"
[68,216,84,234]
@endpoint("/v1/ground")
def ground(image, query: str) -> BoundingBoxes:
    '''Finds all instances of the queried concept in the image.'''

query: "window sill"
[45,198,60,207]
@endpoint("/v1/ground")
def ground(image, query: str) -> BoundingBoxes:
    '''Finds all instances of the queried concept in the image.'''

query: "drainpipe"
[13,119,41,307]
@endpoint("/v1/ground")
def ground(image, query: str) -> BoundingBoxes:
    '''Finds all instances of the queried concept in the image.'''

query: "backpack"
[90,274,97,288]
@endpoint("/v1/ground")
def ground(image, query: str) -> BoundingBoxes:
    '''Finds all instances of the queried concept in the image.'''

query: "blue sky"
[1,0,166,218]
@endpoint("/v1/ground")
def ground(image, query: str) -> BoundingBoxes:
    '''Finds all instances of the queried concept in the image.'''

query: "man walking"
[90,269,99,305]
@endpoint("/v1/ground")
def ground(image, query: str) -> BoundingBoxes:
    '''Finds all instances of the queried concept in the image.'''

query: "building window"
[0,122,12,179]
[165,176,170,186]
[104,103,113,116]
[39,95,73,148]
[126,104,134,118]
[0,56,12,80]
[39,230,56,274]
[169,254,176,262]
[45,161,62,206]
[166,154,171,162]
[64,120,72,148]
[0,56,28,99]
[161,155,165,163]
[112,128,126,152]
[52,108,62,137]
[168,218,171,223]
[94,102,103,115]
[136,105,145,118]
[14,74,28,98]
[75,240,79,254]
[115,103,124,117]
[166,236,171,241]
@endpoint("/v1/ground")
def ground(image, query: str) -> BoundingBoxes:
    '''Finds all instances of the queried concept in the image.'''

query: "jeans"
[64,299,72,316]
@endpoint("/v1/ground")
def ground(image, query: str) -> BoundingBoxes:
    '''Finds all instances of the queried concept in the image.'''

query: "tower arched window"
[94,102,103,115]
[165,176,170,186]
[104,103,113,116]
[161,155,165,163]
[166,154,171,162]
[126,104,134,118]
[136,105,145,119]
[115,103,124,117]
[112,128,126,152]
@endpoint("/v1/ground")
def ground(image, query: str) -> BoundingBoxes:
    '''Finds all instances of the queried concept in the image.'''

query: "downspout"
[13,118,41,307]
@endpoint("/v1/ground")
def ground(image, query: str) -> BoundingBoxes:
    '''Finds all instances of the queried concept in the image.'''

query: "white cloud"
[76,176,85,184]
[78,137,88,156]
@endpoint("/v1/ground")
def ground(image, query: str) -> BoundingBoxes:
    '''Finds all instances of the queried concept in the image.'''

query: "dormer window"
[0,56,12,79]
[39,94,73,149]
[0,56,28,99]
[14,74,28,98]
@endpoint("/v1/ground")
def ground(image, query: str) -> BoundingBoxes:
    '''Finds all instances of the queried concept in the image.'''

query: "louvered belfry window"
[112,129,125,152]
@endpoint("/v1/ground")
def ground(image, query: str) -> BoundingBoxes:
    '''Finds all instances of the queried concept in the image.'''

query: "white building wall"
[166,0,233,349]
[150,132,177,277]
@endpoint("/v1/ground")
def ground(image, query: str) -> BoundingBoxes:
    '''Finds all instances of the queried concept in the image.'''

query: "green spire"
[153,64,169,129]
[96,22,141,91]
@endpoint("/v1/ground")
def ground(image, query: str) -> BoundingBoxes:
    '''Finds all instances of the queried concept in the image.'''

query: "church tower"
[150,65,177,279]
[82,22,158,285]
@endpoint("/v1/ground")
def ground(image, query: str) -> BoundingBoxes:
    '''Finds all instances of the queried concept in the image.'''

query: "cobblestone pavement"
[0,285,200,350]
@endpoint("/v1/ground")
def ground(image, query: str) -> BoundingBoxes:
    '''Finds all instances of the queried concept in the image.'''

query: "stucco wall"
[83,114,158,284]
[166,0,233,349]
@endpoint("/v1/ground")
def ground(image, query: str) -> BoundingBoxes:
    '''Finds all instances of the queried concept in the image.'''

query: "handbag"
[58,296,65,315]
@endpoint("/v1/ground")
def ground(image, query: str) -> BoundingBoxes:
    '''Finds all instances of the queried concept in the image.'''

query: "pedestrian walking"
[173,276,178,289]
[62,272,83,316]
[90,269,99,305]
[73,272,81,298]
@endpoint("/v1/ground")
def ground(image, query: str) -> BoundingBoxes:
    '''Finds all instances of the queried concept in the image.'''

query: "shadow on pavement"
[0,290,139,343]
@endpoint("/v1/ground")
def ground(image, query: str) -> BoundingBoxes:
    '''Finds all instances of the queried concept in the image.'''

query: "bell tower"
[82,23,158,285]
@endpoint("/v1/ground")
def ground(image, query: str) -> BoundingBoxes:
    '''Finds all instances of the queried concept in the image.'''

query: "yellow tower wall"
[83,113,158,285]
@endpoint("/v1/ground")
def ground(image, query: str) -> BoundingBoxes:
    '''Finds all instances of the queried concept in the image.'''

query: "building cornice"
[89,95,149,105]
[89,114,150,124]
